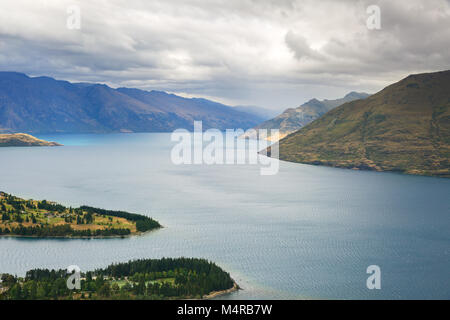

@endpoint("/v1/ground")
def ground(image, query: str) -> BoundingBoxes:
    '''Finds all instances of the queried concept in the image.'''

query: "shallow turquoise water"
[0,133,449,299]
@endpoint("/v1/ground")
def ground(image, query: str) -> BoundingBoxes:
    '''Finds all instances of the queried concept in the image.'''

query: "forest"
[0,258,235,300]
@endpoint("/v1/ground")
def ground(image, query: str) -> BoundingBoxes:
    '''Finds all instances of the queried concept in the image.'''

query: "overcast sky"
[0,0,449,111]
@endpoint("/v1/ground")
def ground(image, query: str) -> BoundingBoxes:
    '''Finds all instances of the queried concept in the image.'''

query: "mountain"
[275,70,450,177]
[0,133,61,147]
[244,92,369,140]
[233,105,280,121]
[0,72,262,133]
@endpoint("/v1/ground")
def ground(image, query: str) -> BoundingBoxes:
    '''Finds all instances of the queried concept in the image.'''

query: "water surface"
[0,133,449,299]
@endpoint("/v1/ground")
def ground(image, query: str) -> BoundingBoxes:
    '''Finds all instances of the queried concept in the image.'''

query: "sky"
[0,0,449,111]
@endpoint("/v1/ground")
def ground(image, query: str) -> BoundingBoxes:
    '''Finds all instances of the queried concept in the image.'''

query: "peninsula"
[275,70,450,177]
[0,258,237,300]
[0,192,161,238]
[0,133,61,147]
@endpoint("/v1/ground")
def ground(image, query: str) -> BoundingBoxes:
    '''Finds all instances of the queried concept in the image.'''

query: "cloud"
[0,0,449,109]
[285,30,322,60]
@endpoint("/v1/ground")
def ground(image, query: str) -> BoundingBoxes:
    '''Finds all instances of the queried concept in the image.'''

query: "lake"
[0,133,449,299]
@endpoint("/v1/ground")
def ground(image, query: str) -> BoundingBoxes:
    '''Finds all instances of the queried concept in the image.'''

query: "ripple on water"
[0,133,449,299]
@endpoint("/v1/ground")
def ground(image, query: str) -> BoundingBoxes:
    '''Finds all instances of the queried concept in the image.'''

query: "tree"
[9,283,22,300]
[1,274,17,286]
[97,283,111,297]
[111,283,120,293]
[85,212,94,224]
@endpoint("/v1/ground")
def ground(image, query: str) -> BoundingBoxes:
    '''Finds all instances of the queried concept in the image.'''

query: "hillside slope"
[0,72,262,133]
[0,133,61,147]
[277,70,450,177]
[245,92,369,140]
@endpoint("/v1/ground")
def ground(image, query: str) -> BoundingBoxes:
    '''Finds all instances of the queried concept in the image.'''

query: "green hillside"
[244,92,368,140]
[277,70,450,177]
[0,133,61,147]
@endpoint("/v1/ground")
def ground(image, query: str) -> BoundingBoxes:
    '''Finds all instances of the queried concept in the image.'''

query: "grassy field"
[0,192,160,237]
[110,277,176,288]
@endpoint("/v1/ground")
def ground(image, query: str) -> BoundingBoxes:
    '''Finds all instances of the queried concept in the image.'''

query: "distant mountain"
[244,92,369,140]
[0,133,61,147]
[0,72,262,133]
[275,70,450,177]
[233,105,280,121]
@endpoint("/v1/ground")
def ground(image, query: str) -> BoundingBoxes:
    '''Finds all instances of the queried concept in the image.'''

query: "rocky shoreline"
[203,282,239,299]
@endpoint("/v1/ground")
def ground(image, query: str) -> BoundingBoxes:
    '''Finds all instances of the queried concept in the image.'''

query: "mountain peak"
[303,98,321,105]
[251,92,371,140]
[344,91,369,99]
[277,70,450,177]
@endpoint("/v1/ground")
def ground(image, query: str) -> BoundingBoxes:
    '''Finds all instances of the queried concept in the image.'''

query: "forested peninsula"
[0,192,161,238]
[0,258,237,300]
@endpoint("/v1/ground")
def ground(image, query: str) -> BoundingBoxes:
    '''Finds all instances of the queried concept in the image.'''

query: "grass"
[0,193,149,236]
[110,277,176,288]
[277,70,450,177]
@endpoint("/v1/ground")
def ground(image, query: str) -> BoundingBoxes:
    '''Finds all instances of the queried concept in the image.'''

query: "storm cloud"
[0,0,449,110]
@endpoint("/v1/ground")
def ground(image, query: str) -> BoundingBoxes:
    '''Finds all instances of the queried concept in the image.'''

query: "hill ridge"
[276,70,450,177]
[244,92,369,140]
[0,72,263,133]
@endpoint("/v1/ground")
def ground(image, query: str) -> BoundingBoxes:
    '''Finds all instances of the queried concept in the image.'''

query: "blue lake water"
[0,133,449,299]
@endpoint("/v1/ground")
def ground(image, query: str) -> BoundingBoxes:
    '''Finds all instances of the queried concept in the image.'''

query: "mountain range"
[276,70,450,177]
[0,72,264,133]
[243,92,369,140]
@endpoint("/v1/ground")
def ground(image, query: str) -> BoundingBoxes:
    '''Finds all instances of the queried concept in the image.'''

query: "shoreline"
[203,281,239,300]
[0,227,162,240]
